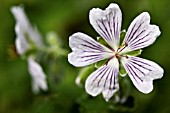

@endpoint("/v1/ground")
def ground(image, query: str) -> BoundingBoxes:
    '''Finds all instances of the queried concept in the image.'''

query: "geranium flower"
[68,3,164,101]
[11,6,48,94]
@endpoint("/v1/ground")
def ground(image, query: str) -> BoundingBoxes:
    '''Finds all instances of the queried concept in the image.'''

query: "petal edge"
[121,56,163,93]
[68,32,113,67]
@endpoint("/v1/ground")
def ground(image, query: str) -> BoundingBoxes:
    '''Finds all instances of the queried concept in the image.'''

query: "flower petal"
[121,56,163,93]
[89,3,122,50]
[28,56,48,94]
[15,23,29,55]
[85,58,119,101]
[121,12,161,53]
[68,32,113,67]
[11,6,43,50]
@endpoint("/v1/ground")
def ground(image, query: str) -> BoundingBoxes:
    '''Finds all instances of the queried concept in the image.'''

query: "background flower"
[11,6,48,94]
[0,1,169,113]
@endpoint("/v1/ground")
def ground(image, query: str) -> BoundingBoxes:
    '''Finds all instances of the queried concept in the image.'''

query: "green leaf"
[94,59,107,69]
[120,29,126,44]
[119,63,127,77]
[46,31,61,46]
[97,36,108,46]
[45,31,68,58]
[75,65,95,87]
[24,48,37,57]
[126,49,142,56]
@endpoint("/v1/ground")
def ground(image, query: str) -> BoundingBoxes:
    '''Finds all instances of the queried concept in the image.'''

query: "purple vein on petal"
[130,58,152,72]
[129,32,151,48]
[92,66,109,87]
[104,66,112,87]
[92,66,108,84]
[97,21,110,41]
[82,56,102,62]
[107,13,113,41]
[115,17,119,40]
[128,61,145,75]
[124,23,137,42]
[110,67,117,90]
[126,63,143,83]
[80,39,105,50]
[127,21,144,43]
[128,29,146,45]
[109,68,114,89]
[97,67,109,87]
[101,19,112,41]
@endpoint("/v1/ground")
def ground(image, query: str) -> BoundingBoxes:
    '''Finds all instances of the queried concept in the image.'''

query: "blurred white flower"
[11,6,42,55]
[68,3,164,101]
[28,56,48,94]
[11,6,48,93]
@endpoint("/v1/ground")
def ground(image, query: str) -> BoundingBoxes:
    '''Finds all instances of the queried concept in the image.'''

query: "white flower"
[28,56,48,94]
[11,6,48,93]
[11,6,43,55]
[68,3,164,101]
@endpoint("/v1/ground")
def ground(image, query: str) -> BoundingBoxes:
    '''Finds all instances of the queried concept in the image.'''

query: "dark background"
[0,0,169,113]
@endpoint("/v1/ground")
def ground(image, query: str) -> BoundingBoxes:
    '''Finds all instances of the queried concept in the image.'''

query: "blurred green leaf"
[126,49,142,56]
[119,63,127,77]
[76,65,95,87]
[120,29,126,44]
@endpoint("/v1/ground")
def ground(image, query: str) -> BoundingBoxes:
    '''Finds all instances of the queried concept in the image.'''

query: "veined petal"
[121,12,161,53]
[89,3,122,50]
[121,56,163,93]
[85,58,119,101]
[68,32,113,67]
[11,6,43,49]
[28,56,48,94]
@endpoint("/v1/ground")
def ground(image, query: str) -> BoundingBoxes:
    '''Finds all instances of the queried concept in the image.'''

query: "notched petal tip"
[68,32,112,67]
[89,3,122,50]
[152,25,161,37]
[122,11,161,52]
[102,88,119,101]
[69,32,84,49]
[89,3,120,14]
[68,52,83,67]
[11,5,23,14]
[106,3,121,14]
[121,56,163,94]
[107,3,120,9]
[85,58,119,101]
[140,12,150,18]
[138,81,153,94]
[85,75,103,97]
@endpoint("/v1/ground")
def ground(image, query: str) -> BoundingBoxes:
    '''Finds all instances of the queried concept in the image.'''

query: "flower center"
[114,43,128,59]
[105,43,128,65]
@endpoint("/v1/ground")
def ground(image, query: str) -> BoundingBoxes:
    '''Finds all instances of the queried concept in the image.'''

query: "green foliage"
[120,29,126,44]
[76,65,95,87]
[97,36,108,47]
[0,0,169,113]
[126,49,142,57]
[119,62,127,76]
[45,31,68,58]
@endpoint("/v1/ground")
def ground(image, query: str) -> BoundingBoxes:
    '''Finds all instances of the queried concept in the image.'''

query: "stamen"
[107,45,115,52]
[116,54,129,59]
[117,43,128,53]
[120,54,128,58]
[105,56,114,65]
